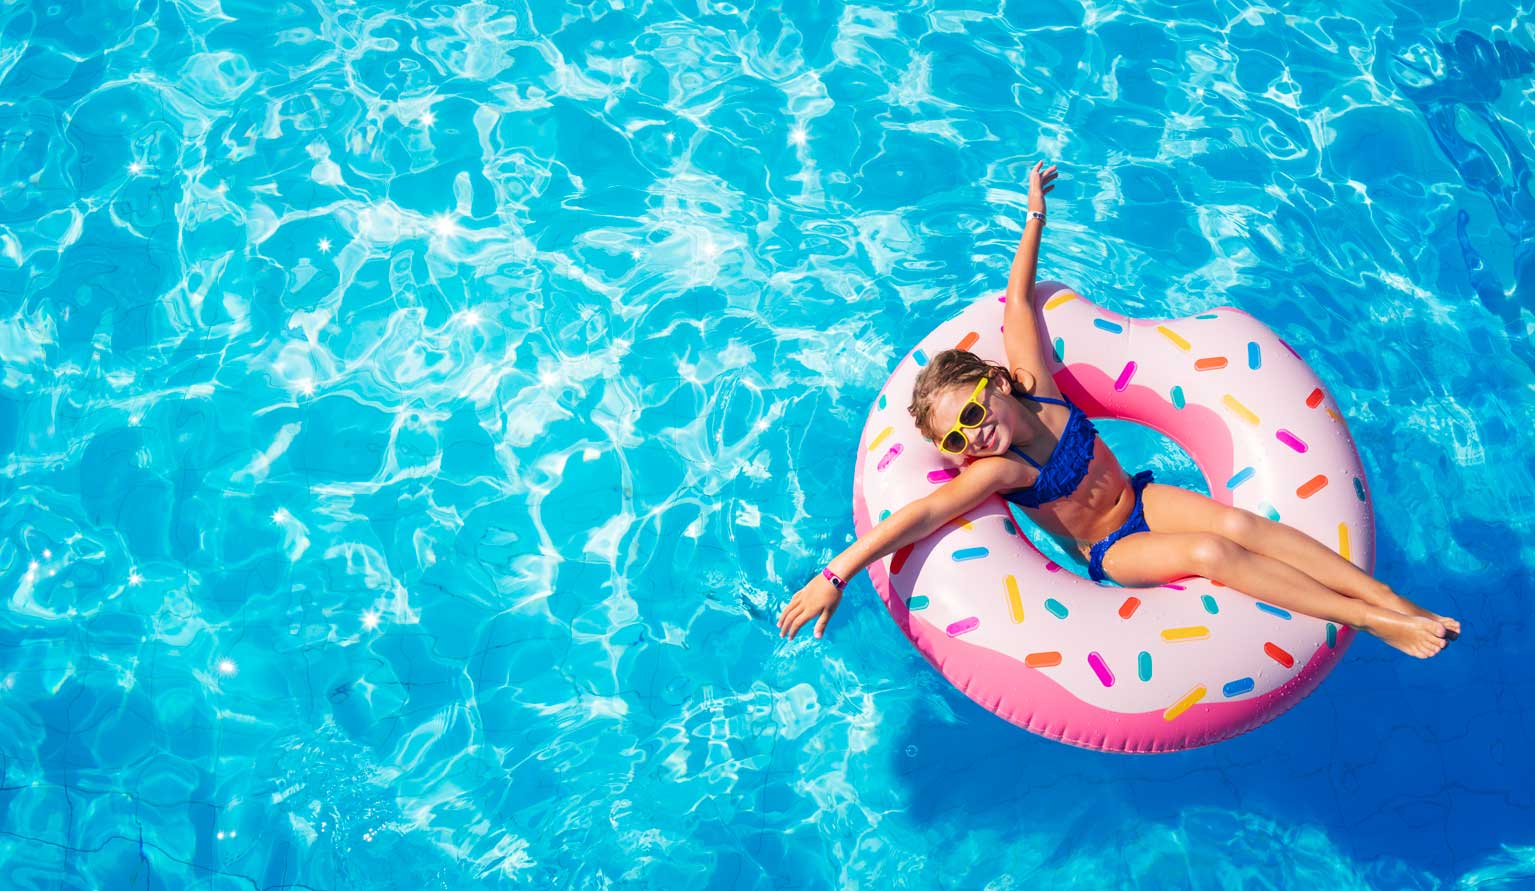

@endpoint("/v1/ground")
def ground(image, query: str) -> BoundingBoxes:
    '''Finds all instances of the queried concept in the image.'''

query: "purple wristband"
[821,568,847,591]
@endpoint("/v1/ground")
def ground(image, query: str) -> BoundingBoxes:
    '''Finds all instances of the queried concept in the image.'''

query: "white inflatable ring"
[852,282,1373,753]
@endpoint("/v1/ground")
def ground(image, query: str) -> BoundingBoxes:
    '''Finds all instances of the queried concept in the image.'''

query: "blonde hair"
[907,350,1019,441]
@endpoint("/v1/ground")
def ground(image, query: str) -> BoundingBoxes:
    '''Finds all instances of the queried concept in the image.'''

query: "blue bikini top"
[1000,392,1098,509]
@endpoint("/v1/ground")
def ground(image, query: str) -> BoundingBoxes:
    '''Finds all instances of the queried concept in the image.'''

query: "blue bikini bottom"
[1087,470,1156,583]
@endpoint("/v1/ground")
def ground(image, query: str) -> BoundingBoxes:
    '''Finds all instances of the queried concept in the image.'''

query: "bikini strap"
[1008,445,1044,470]
[1018,392,1070,408]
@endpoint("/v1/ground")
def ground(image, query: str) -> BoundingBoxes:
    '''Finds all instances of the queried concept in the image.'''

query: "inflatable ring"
[852,282,1372,753]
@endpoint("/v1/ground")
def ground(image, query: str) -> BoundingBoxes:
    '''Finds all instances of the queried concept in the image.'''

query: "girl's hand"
[777,576,844,641]
[1028,161,1058,214]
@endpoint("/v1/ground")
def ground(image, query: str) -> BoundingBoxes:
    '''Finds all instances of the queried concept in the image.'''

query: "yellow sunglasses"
[938,376,990,454]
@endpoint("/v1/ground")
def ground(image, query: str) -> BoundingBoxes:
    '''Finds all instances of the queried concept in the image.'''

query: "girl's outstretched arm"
[1002,161,1060,394]
[777,457,1017,640]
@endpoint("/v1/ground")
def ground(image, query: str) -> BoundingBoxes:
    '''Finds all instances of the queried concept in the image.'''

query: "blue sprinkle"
[1327,622,1338,647]
[907,596,929,611]
[1045,598,1069,619]
[1258,501,1280,521]
[1137,651,1153,682]
[1196,312,1220,319]
[1247,341,1261,370]
[879,510,891,521]
[1003,520,1017,536]
[952,547,989,562]
[1223,677,1255,697]
[1093,318,1124,334]
[1225,467,1255,489]
[1170,385,1185,409]
[1053,336,1065,361]
[1201,594,1219,614]
[1256,601,1292,620]
[878,394,887,410]
[913,349,928,367]
[1353,477,1366,502]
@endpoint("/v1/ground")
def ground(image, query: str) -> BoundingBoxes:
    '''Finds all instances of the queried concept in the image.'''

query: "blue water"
[1,0,1532,887]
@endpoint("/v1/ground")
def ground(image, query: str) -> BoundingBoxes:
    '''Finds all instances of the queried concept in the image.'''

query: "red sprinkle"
[891,544,913,574]
[956,331,979,352]
[1264,642,1295,668]
[1118,596,1141,619]
[1296,475,1328,498]
[1305,387,1324,408]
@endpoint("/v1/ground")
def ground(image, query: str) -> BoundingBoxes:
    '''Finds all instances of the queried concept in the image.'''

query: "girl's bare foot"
[1381,589,1462,640]
[1362,606,1449,659]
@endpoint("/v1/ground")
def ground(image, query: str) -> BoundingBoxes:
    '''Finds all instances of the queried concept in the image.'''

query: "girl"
[777,162,1460,658]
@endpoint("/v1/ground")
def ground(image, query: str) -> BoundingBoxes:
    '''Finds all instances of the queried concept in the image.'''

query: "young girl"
[777,162,1461,658]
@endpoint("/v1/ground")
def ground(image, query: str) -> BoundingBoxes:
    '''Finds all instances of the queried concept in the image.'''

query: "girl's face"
[927,377,1020,458]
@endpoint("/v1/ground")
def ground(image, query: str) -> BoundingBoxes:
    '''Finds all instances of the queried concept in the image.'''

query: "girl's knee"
[1214,507,1260,543]
[1187,533,1240,576]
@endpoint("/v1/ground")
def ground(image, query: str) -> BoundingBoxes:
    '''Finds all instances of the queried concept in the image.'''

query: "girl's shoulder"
[1012,366,1065,403]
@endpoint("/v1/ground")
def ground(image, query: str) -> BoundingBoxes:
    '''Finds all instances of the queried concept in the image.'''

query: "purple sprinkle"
[1114,361,1137,392]
[1278,337,1301,359]
[1088,651,1115,687]
[946,616,980,637]
[927,468,959,483]
[877,444,903,471]
[1160,583,1187,590]
[1275,429,1308,453]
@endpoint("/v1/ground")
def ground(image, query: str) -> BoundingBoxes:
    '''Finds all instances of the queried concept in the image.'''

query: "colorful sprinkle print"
[1170,385,1186,409]
[1353,477,1367,501]
[1045,598,1069,619]
[878,394,888,410]
[1255,602,1292,620]
[1247,341,1262,370]
[1226,467,1255,489]
[1164,685,1207,721]
[946,616,979,637]
[1258,501,1280,521]
[956,331,979,352]
[869,426,894,452]
[1044,292,1078,310]
[1327,623,1338,647]
[1297,475,1328,498]
[1053,336,1065,361]
[1222,394,1259,426]
[1223,677,1255,697]
[1114,361,1137,391]
[1158,326,1191,351]
[907,595,929,611]
[1195,356,1229,371]
[1119,597,1141,619]
[1026,651,1062,668]
[914,349,929,366]
[877,444,903,471]
[1005,576,1024,623]
[1162,626,1210,642]
[1263,642,1295,668]
[890,544,913,574]
[1137,651,1153,682]
[1201,595,1219,614]
[952,547,989,562]
[1088,651,1115,687]
[1338,523,1351,561]
[928,468,959,483]
[1094,319,1124,334]
[1276,429,1308,453]
[1306,387,1324,408]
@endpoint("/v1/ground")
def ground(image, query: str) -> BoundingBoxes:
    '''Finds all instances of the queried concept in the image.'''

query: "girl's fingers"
[814,612,830,638]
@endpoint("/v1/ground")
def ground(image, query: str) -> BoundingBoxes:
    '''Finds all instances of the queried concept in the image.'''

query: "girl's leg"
[1138,484,1460,635]
[1099,531,1450,659]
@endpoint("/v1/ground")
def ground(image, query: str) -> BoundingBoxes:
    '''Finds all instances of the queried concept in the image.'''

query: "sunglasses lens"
[959,403,985,427]
[941,431,968,453]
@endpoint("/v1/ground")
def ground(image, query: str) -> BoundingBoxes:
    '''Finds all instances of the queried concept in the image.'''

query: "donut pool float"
[853,282,1373,753]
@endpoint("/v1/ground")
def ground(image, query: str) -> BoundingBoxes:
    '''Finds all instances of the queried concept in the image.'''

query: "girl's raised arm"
[777,457,1016,640]
[1003,162,1060,395]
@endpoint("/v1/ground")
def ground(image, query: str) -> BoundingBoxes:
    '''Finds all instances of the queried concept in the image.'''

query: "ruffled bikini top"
[1000,392,1098,509]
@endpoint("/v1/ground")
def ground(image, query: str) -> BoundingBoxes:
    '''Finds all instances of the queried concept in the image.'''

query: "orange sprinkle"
[1119,596,1141,619]
[947,516,975,531]
[1195,356,1228,371]
[1264,642,1295,668]
[1306,388,1324,408]
[1209,580,1226,587]
[1296,475,1328,498]
[1326,408,1342,423]
[891,544,913,574]
[1025,651,1062,668]
[956,331,979,352]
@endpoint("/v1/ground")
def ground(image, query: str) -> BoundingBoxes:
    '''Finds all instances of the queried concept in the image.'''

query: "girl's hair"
[907,349,1019,440]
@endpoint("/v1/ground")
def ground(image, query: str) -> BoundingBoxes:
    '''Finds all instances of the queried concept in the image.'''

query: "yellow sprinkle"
[1005,575,1024,623]
[1221,394,1260,426]
[867,426,893,452]
[1338,522,1350,561]
[1160,626,1210,642]
[1044,292,1079,310]
[1156,326,1191,352]
[1164,685,1207,722]
[947,517,975,531]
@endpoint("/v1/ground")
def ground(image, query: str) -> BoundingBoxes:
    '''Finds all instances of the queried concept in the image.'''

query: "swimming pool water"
[1,0,1532,887]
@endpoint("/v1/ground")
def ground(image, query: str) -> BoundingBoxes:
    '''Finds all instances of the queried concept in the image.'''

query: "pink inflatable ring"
[852,282,1372,753]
